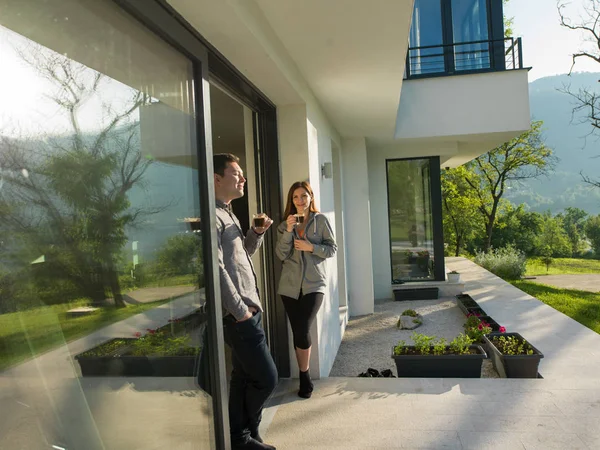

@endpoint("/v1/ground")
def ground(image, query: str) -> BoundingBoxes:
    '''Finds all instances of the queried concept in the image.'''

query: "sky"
[505,0,600,81]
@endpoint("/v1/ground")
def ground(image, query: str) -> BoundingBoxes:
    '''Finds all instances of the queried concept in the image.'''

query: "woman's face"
[292,187,311,213]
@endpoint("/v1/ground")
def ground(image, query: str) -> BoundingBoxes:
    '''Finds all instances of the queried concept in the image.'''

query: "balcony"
[405,37,524,79]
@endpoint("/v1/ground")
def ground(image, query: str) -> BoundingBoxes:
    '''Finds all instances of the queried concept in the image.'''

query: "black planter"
[75,338,199,377]
[76,352,198,377]
[456,296,479,316]
[478,316,501,332]
[391,345,487,378]
[464,306,487,317]
[483,332,543,378]
[394,287,439,301]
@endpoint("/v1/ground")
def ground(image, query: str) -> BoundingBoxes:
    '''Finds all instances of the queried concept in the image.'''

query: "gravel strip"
[330,297,499,378]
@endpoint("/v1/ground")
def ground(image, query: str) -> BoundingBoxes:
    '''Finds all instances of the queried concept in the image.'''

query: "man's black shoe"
[232,437,276,450]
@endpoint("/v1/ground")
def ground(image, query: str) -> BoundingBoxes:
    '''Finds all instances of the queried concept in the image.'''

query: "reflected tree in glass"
[0,43,162,308]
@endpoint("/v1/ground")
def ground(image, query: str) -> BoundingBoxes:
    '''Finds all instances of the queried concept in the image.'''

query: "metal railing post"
[517,37,523,69]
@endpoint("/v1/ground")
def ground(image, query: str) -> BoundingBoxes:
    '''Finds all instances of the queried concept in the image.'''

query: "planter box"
[464,306,487,317]
[457,295,479,308]
[483,332,544,378]
[391,345,487,378]
[394,287,439,301]
[457,298,481,316]
[75,338,199,377]
[479,316,501,332]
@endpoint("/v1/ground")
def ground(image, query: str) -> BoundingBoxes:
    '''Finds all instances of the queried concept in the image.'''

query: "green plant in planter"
[412,332,435,355]
[449,333,474,355]
[78,339,129,357]
[432,338,446,355]
[393,340,407,356]
[130,328,200,356]
[463,316,492,342]
[401,309,418,317]
[490,335,534,355]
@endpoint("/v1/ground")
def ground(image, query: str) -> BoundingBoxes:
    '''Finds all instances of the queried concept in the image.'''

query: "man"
[213,153,278,450]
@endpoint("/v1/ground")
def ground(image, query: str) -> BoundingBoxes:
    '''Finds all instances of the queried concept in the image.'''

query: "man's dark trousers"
[223,311,278,446]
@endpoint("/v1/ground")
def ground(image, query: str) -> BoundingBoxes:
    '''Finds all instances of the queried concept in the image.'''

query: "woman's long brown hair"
[283,181,319,218]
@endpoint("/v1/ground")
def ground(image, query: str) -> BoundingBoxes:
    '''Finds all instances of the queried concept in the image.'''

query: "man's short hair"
[213,153,240,176]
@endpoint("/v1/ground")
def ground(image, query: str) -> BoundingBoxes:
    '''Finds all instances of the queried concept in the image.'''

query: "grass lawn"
[0,297,173,372]
[511,280,600,334]
[526,257,600,276]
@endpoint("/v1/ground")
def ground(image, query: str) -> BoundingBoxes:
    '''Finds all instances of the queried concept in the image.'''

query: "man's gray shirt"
[216,199,264,320]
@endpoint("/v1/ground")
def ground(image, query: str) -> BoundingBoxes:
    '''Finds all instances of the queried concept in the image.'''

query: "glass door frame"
[384,156,445,283]
[114,1,289,448]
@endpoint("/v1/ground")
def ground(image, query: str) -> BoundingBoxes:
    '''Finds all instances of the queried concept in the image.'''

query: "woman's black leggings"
[281,291,324,350]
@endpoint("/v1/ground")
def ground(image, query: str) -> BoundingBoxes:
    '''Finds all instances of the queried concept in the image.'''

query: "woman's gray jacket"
[275,212,337,299]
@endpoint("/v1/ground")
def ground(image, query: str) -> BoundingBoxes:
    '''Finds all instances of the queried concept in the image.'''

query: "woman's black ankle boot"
[298,370,313,399]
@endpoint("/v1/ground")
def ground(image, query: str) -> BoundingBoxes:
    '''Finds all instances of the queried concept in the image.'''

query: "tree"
[463,121,555,252]
[0,43,161,307]
[585,215,600,257]
[441,166,482,256]
[557,207,588,256]
[558,0,600,188]
[503,0,514,38]
[491,204,543,256]
[536,212,572,258]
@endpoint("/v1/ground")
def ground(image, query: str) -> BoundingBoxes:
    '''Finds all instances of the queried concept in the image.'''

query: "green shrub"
[474,245,526,280]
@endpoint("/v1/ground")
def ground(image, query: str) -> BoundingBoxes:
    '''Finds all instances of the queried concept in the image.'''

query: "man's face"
[215,161,246,202]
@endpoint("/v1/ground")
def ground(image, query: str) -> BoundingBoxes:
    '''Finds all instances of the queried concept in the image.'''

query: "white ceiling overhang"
[169,0,414,138]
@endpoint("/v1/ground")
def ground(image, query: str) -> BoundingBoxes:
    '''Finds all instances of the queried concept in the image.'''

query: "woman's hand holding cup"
[286,214,297,232]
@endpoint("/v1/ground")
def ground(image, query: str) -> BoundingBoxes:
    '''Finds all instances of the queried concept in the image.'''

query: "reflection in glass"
[0,2,215,449]
[387,159,435,282]
[409,0,445,75]
[451,0,490,70]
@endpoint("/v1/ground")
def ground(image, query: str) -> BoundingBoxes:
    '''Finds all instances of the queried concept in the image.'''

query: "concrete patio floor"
[262,257,600,449]
[2,258,600,449]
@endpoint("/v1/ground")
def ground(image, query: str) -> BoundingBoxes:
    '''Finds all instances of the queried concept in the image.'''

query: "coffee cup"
[294,214,305,224]
[253,213,266,228]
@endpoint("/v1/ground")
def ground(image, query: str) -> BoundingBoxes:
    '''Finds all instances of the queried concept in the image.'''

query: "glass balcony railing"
[405,37,524,79]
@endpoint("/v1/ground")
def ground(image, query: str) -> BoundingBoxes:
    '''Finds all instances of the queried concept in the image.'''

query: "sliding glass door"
[0,1,227,448]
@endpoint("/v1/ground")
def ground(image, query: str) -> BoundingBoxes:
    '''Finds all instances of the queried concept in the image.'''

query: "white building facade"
[0,0,530,448]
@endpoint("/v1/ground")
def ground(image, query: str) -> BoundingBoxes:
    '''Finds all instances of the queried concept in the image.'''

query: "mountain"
[506,72,600,215]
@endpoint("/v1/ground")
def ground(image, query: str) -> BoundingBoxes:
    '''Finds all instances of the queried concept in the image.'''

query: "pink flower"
[499,326,506,333]
[477,323,483,331]
[134,332,142,338]
[148,329,156,335]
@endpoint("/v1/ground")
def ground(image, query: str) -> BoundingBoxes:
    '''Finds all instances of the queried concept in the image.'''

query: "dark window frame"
[407,0,507,78]
[385,156,445,283]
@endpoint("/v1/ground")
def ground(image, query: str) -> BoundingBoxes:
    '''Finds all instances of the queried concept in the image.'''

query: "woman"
[276,181,337,398]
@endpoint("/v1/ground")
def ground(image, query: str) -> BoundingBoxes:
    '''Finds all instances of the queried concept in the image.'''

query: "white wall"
[277,102,344,378]
[366,142,458,300]
[395,70,530,140]
[341,138,375,316]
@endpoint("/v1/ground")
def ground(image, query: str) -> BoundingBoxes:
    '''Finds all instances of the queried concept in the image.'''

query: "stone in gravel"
[397,314,423,330]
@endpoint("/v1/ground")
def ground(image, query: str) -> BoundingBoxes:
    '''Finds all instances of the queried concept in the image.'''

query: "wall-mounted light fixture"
[321,162,333,179]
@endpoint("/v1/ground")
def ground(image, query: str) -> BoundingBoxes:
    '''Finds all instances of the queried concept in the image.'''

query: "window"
[407,0,504,76]
[409,0,445,75]
[451,0,491,70]
[387,159,436,282]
